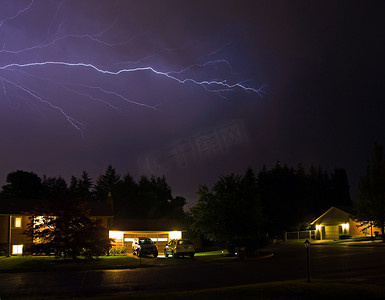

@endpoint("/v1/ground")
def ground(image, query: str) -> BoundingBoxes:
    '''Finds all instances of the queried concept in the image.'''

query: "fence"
[285,230,316,241]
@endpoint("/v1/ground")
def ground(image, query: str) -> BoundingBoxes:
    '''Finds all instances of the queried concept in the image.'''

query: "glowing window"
[12,245,23,255]
[316,225,321,231]
[14,217,22,228]
[124,238,134,242]
[341,223,349,231]
[169,231,182,240]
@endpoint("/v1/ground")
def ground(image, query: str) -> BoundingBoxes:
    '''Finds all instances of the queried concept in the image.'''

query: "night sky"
[1,0,384,208]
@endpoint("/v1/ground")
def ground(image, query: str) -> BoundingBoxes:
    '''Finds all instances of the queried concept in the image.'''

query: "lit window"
[14,217,22,228]
[341,223,349,232]
[124,238,134,242]
[12,245,23,255]
[316,225,321,231]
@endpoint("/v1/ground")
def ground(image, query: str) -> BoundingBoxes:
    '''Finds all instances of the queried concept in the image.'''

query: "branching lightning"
[0,1,266,135]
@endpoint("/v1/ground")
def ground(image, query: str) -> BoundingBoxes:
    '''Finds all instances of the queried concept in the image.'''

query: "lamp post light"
[304,239,311,283]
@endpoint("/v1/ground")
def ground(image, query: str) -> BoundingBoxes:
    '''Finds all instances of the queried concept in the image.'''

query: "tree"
[0,170,43,199]
[69,176,79,197]
[257,163,301,236]
[41,176,69,199]
[190,169,266,253]
[25,198,111,258]
[94,165,121,201]
[330,168,351,206]
[356,142,385,242]
[112,173,187,219]
[137,175,174,218]
[112,173,138,218]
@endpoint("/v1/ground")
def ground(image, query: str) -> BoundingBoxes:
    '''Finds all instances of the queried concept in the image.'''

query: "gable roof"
[310,206,353,225]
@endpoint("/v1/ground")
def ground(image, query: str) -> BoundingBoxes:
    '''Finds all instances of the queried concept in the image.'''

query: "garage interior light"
[169,231,182,240]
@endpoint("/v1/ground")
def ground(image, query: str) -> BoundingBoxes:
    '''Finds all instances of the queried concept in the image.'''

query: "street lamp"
[304,239,311,283]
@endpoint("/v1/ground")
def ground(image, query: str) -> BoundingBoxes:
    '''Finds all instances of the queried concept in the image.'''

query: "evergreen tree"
[41,176,69,199]
[94,165,121,201]
[112,173,138,218]
[330,168,351,206]
[78,170,93,201]
[356,142,385,242]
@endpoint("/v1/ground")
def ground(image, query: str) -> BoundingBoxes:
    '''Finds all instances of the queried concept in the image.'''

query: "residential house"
[1,196,186,255]
[0,198,113,256]
[310,206,381,240]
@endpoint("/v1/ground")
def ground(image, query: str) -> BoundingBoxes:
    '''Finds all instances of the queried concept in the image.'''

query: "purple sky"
[1,0,384,208]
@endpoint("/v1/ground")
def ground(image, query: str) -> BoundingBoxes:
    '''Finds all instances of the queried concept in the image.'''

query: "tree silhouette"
[41,176,69,199]
[356,142,385,242]
[25,198,111,258]
[0,170,43,199]
[190,169,266,253]
[94,165,121,201]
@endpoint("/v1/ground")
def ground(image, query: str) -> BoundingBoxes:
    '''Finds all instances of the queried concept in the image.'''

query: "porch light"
[316,225,321,231]
[341,223,349,231]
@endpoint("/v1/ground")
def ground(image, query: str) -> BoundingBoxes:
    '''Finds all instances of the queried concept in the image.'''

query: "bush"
[339,234,351,239]
[110,246,127,256]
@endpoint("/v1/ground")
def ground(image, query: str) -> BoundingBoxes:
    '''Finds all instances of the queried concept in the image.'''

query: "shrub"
[339,234,351,239]
[110,246,127,256]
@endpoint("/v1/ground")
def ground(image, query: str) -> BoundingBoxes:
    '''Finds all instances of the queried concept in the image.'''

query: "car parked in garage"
[132,237,158,257]
[164,239,195,258]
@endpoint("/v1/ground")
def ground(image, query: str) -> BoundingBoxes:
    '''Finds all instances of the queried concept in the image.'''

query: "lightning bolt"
[0,0,34,29]
[0,1,267,135]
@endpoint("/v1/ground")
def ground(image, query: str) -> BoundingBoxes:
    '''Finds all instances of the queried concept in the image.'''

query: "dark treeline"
[0,165,186,221]
[258,162,351,236]
[190,162,351,252]
[1,162,351,234]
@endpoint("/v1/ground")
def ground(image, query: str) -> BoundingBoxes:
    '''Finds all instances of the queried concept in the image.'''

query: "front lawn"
[0,255,142,272]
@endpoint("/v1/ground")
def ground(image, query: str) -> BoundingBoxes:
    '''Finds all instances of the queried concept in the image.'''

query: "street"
[1,243,385,298]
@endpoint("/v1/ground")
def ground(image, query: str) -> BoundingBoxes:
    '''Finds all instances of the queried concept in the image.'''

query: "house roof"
[111,218,185,232]
[310,206,353,226]
[0,198,113,217]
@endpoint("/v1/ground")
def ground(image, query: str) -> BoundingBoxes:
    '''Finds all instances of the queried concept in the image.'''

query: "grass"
[286,237,385,246]
[70,279,385,300]
[0,250,232,272]
[0,255,143,272]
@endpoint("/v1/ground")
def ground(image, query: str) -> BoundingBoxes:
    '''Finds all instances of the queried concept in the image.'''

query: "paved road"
[1,243,385,298]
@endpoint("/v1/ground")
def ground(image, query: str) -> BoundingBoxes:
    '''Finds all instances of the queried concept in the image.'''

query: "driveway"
[1,243,384,298]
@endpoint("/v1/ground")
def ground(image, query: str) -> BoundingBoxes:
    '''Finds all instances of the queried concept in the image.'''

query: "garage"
[123,232,170,253]
[109,218,184,254]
